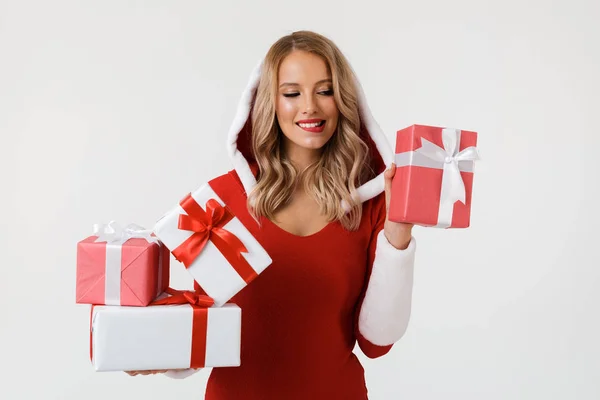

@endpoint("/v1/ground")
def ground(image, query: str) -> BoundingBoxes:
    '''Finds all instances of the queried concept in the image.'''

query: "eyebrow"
[279,78,332,88]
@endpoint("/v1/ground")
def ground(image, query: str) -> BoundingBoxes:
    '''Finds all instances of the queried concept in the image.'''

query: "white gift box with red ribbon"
[153,183,272,306]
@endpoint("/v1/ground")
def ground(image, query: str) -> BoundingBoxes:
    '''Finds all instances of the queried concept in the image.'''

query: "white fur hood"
[226,58,394,204]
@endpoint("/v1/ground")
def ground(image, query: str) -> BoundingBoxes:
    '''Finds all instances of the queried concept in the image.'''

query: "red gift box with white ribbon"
[389,124,479,228]
[76,222,169,306]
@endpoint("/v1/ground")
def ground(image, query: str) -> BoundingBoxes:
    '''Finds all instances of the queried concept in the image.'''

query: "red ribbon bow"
[172,194,258,284]
[151,287,214,307]
[151,287,214,369]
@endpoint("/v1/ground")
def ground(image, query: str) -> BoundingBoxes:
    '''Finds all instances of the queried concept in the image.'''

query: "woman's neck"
[283,144,322,171]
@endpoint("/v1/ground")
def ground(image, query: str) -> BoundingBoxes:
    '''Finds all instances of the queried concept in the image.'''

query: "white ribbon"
[93,221,158,245]
[93,221,164,305]
[394,128,480,228]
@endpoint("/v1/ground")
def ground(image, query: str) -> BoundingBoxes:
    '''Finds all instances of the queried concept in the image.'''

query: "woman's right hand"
[125,369,169,376]
[125,368,200,378]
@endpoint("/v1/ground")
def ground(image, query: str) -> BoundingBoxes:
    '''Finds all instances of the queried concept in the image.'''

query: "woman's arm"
[356,230,416,355]
[354,193,417,358]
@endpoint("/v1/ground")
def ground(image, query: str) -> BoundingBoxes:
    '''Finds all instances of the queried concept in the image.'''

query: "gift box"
[389,125,479,228]
[153,183,272,307]
[90,290,241,371]
[76,222,170,306]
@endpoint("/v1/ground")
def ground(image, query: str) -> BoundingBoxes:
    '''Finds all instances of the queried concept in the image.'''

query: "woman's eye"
[318,89,334,96]
[282,93,300,98]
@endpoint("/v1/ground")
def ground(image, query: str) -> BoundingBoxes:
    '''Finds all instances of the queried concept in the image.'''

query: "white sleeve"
[358,231,416,346]
[163,368,201,379]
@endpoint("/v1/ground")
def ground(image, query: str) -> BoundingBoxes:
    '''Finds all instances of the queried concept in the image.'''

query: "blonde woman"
[138,30,417,399]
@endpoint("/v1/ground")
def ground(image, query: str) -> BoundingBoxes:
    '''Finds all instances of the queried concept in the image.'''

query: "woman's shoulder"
[208,163,258,197]
[208,169,244,192]
[207,169,257,228]
[207,169,250,213]
[360,191,387,227]
[363,191,386,213]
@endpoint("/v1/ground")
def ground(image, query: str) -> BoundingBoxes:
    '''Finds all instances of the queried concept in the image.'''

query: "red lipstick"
[296,119,326,133]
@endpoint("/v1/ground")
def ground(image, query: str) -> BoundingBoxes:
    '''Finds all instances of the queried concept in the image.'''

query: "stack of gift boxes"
[75,124,478,372]
[76,182,272,372]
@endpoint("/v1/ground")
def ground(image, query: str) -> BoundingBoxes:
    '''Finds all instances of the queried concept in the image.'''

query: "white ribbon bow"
[415,128,480,209]
[93,221,158,245]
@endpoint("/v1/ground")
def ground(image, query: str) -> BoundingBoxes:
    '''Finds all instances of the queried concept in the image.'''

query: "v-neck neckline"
[261,216,338,240]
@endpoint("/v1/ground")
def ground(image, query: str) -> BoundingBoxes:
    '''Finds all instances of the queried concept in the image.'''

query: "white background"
[1,0,599,399]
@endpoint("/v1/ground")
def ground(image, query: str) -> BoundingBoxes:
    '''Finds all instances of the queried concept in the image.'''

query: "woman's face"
[276,50,339,162]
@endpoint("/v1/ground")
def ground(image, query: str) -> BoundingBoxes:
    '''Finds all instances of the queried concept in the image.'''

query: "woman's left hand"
[383,163,414,250]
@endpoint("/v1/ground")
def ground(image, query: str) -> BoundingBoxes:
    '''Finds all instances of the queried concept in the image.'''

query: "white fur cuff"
[358,231,416,346]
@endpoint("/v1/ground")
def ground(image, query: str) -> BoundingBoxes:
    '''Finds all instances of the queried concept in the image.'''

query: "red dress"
[199,170,406,400]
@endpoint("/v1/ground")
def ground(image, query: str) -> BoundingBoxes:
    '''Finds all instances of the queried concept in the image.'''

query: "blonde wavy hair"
[248,30,374,231]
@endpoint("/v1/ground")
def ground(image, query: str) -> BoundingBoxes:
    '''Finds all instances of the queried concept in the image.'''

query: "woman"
[134,30,416,399]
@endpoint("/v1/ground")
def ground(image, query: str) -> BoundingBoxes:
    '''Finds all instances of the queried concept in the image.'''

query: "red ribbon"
[151,287,214,307]
[151,288,215,369]
[89,306,95,362]
[172,194,258,284]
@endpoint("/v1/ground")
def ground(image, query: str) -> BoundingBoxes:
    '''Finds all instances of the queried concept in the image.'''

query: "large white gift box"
[90,301,241,371]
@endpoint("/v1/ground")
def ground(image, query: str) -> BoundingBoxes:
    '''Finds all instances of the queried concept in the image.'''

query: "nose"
[302,94,318,114]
